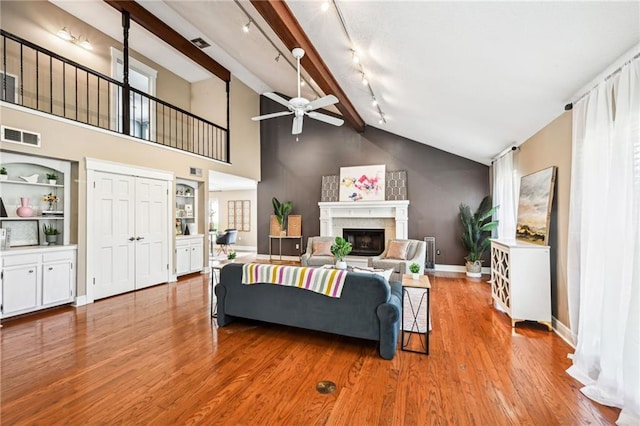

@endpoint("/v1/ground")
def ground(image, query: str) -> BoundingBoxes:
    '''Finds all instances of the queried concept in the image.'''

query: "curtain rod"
[491,146,519,163]
[566,46,640,109]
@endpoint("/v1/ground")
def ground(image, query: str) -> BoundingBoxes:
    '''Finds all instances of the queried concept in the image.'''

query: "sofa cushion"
[312,240,333,256]
[386,240,410,260]
[369,259,402,272]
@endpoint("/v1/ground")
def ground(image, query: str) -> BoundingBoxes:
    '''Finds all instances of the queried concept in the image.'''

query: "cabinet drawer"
[43,250,75,263]
[3,254,40,267]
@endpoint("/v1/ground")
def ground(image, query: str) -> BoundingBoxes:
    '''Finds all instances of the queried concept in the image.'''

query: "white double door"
[93,171,169,300]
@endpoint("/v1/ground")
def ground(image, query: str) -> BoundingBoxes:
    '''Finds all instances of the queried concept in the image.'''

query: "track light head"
[242,20,252,33]
[361,74,368,86]
[372,98,378,107]
[564,103,573,111]
[321,1,330,12]
[57,27,73,41]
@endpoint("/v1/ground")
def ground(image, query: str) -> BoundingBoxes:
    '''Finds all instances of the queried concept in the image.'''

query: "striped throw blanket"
[241,263,348,298]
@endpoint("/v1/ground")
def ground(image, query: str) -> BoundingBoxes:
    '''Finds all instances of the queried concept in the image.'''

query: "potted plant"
[409,262,421,280]
[43,224,59,245]
[331,236,352,270]
[459,196,499,278]
[272,197,292,236]
[227,251,237,262]
[0,167,7,181]
[46,172,58,185]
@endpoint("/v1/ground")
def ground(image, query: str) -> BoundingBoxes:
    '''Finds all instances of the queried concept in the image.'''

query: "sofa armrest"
[376,281,403,360]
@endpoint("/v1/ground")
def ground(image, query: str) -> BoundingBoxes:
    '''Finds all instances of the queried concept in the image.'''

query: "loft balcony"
[0,30,229,163]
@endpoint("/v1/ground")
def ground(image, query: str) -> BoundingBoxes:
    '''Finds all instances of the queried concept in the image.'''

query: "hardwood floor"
[1,271,619,425]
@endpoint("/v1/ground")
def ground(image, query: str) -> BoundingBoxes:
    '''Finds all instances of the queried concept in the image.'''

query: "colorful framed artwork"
[516,166,557,245]
[339,165,386,202]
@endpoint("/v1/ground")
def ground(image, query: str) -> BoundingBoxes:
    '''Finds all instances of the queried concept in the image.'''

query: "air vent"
[1,125,41,147]
[190,167,202,177]
[190,38,210,49]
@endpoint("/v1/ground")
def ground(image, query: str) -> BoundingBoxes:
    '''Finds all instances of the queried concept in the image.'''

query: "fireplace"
[343,228,385,256]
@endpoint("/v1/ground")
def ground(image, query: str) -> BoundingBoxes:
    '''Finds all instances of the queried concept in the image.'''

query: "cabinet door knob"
[129,237,135,241]
[49,267,54,271]
[28,270,34,273]
[136,237,144,241]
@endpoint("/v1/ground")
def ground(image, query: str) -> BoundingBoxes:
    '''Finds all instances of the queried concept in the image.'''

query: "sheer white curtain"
[566,55,640,424]
[492,150,517,239]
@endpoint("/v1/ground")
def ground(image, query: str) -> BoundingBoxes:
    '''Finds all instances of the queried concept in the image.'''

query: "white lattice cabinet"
[490,239,552,330]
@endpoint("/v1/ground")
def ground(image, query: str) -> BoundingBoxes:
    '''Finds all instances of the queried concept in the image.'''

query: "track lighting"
[372,97,378,107]
[352,51,360,64]
[242,19,252,33]
[275,53,281,62]
[56,27,93,50]
[321,1,330,12]
[361,74,368,86]
[378,114,386,125]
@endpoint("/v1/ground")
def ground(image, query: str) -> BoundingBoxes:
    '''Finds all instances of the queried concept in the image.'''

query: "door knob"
[129,237,135,241]
[136,236,145,241]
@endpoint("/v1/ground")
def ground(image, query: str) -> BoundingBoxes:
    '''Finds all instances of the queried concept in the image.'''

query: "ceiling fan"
[251,47,344,135]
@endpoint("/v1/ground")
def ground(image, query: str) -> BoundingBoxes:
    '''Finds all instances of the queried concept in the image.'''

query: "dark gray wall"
[258,96,490,265]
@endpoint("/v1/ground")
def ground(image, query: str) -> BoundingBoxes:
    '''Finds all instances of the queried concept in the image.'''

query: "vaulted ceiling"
[52,1,640,165]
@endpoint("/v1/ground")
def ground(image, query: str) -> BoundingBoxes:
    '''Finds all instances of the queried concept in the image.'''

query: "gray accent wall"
[258,96,490,266]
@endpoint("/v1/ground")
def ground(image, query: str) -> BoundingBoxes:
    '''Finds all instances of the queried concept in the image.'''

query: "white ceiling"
[51,0,640,172]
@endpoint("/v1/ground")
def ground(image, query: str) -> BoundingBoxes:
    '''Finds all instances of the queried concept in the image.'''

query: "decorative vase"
[412,273,419,280]
[45,234,57,245]
[48,179,57,185]
[16,197,34,217]
[335,260,347,270]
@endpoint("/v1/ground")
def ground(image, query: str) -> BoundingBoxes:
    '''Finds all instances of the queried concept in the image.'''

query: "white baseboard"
[433,264,491,274]
[256,253,300,261]
[73,295,90,306]
[552,316,575,348]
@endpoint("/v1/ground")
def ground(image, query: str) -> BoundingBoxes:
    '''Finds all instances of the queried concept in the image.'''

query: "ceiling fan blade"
[306,95,339,111]
[307,111,344,127]
[292,116,304,135]
[263,92,291,108]
[251,111,293,121]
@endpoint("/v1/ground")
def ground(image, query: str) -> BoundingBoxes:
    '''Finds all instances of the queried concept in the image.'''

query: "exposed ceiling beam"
[104,0,230,82]
[250,0,365,133]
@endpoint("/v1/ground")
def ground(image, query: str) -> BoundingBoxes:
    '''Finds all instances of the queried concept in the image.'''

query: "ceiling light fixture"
[321,1,331,12]
[233,0,321,98]
[242,19,252,33]
[56,27,93,50]
[329,1,387,126]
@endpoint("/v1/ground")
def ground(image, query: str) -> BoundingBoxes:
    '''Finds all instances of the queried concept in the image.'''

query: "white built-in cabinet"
[175,178,203,277]
[176,235,204,276]
[490,239,552,330]
[0,152,76,319]
[1,247,76,318]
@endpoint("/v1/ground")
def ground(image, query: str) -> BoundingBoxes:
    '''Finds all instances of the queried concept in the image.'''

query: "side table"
[401,274,431,355]
[211,261,233,318]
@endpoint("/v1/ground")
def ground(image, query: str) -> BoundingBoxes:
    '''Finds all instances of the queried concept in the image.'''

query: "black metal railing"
[0,30,229,163]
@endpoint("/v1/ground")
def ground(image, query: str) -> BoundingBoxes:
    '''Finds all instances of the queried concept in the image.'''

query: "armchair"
[368,239,426,282]
[216,229,238,255]
[300,236,336,267]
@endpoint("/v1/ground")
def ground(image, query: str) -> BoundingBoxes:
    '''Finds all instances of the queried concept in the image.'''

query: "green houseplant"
[409,262,420,280]
[46,172,58,184]
[331,236,352,270]
[0,167,7,181]
[227,251,237,261]
[272,197,292,235]
[43,224,59,245]
[459,196,498,277]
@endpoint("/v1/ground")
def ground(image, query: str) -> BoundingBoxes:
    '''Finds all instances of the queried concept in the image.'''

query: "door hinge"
[167,263,169,270]
[1,304,3,314]
[1,271,3,280]
[93,277,95,285]
[93,181,96,189]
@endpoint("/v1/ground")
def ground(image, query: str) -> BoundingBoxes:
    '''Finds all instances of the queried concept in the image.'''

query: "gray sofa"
[215,263,403,359]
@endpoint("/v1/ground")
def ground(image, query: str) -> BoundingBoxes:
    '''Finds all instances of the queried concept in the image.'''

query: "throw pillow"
[386,240,410,260]
[312,241,333,256]
[352,266,394,281]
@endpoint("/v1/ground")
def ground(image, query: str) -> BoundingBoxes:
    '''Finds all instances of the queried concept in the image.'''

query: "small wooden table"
[401,274,431,355]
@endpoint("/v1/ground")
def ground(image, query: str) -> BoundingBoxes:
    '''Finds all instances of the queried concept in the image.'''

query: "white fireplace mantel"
[318,200,410,239]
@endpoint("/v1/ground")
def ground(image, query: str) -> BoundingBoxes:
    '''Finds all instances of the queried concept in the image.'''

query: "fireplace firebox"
[343,228,385,256]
